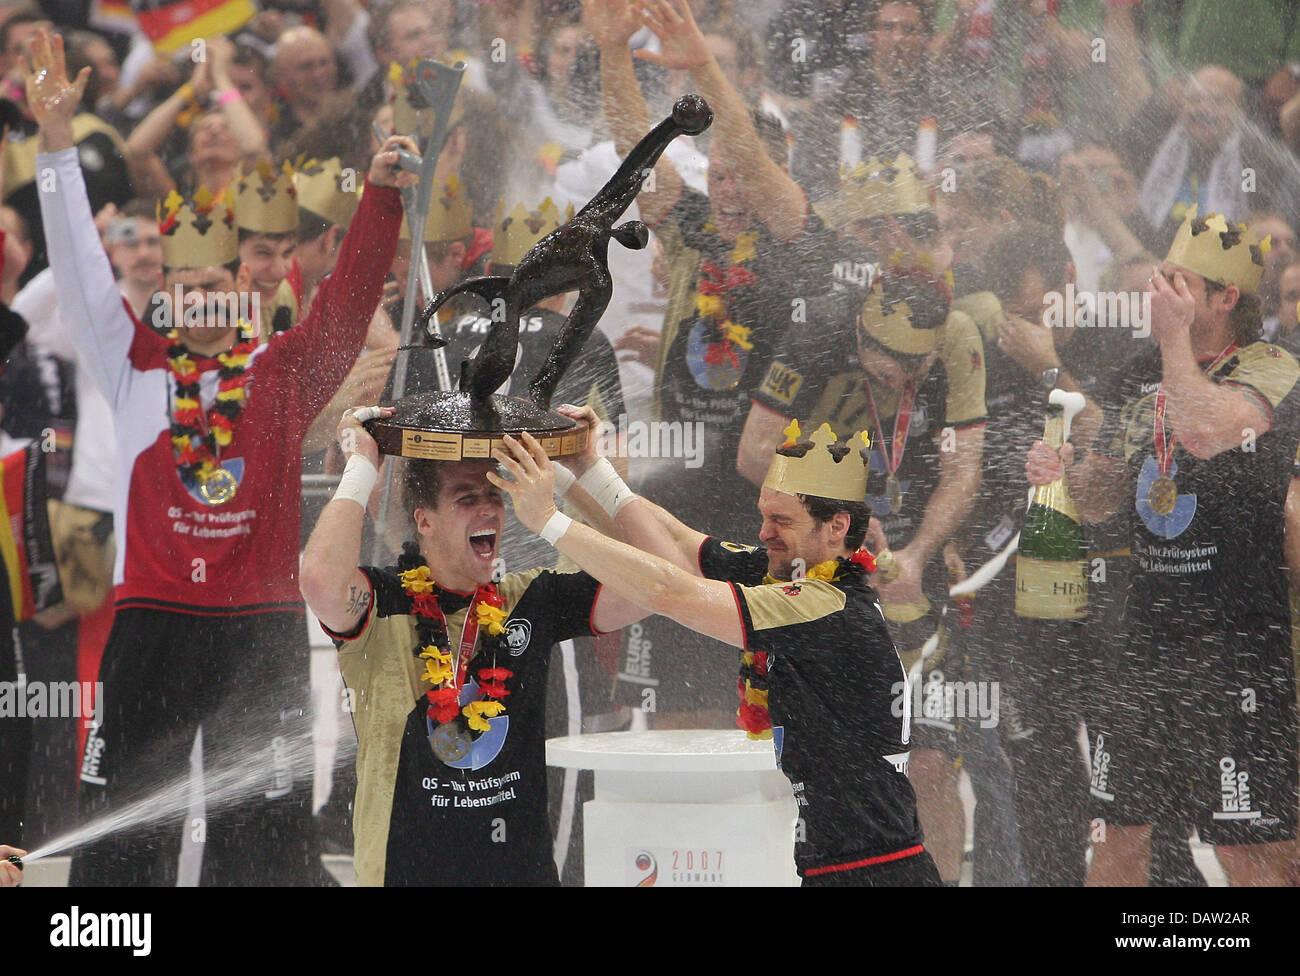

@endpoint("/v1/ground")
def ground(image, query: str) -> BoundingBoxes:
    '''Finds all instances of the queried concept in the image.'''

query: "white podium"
[546,729,800,887]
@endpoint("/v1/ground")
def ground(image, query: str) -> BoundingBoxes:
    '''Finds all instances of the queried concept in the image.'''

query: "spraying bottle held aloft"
[1015,389,1088,620]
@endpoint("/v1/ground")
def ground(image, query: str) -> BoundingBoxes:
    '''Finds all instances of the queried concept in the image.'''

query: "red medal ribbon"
[863,378,918,481]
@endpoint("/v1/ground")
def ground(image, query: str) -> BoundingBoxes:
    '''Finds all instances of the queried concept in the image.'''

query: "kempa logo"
[50,906,151,956]
[890,671,999,729]
[0,679,103,728]
[1213,755,1261,820]
[1089,732,1114,801]
[1042,284,1152,338]
[594,413,705,470]
[151,285,261,330]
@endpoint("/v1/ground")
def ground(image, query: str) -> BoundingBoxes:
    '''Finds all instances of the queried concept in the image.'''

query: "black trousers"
[69,607,330,886]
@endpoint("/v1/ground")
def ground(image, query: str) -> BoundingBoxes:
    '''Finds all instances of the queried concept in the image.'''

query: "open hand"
[581,0,641,50]
[488,432,558,534]
[23,29,89,141]
[633,0,710,71]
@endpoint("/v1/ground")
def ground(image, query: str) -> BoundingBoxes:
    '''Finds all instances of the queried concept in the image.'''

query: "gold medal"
[430,721,471,763]
[1147,475,1177,516]
[887,473,903,515]
[200,466,238,505]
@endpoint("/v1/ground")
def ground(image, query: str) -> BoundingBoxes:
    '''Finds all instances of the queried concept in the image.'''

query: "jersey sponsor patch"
[759,360,803,406]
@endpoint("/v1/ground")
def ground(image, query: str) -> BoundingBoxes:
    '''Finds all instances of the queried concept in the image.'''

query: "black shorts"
[1086,619,1299,846]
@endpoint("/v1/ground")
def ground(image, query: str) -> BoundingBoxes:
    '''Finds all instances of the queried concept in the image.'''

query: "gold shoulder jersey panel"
[737,578,847,632]
[1222,342,1300,411]
[951,291,1003,346]
[499,567,546,610]
[1114,390,1157,461]
[939,309,988,427]
[338,595,473,886]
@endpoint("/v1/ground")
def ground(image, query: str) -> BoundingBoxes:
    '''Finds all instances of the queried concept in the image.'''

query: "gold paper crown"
[816,153,932,229]
[234,158,298,234]
[389,59,466,143]
[491,198,574,267]
[858,274,944,356]
[400,174,473,243]
[1165,205,1271,296]
[294,156,361,229]
[158,187,238,270]
[762,420,871,503]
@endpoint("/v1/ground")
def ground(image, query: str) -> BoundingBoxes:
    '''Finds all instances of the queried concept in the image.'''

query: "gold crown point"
[781,419,802,447]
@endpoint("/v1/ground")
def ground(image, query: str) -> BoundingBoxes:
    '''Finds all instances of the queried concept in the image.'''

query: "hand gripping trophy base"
[367,94,713,461]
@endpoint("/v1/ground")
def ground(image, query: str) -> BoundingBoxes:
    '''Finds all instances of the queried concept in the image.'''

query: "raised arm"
[28,29,138,409]
[584,0,684,228]
[489,432,742,644]
[300,406,396,634]
[635,0,808,242]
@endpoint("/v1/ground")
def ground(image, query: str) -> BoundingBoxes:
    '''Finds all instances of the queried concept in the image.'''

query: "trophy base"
[366,392,588,460]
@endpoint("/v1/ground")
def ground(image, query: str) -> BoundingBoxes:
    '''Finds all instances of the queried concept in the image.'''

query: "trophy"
[364,94,713,462]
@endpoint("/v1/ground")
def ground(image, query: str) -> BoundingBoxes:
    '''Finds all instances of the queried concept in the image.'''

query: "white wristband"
[334,453,378,508]
[539,510,573,545]
[552,461,576,499]
[575,456,634,518]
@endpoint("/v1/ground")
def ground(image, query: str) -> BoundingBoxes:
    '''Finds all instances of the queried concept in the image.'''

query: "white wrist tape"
[552,461,576,499]
[352,405,383,423]
[334,453,378,508]
[540,510,573,545]
[575,456,634,518]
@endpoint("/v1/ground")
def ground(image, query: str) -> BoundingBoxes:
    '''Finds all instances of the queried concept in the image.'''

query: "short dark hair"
[237,228,296,246]
[403,459,444,514]
[120,198,157,221]
[1204,278,1264,345]
[296,206,340,244]
[864,0,934,35]
[162,257,243,279]
[986,221,1073,302]
[798,493,871,552]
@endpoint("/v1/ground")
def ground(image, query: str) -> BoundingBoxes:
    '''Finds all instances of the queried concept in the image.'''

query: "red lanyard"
[429,586,494,689]
[1153,342,1237,474]
[864,378,919,478]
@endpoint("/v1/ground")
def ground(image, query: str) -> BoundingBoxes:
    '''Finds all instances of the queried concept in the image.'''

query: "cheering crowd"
[3,0,1300,886]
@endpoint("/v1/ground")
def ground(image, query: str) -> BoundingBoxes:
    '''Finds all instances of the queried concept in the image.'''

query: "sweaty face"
[869,2,927,88]
[756,487,842,581]
[239,233,295,298]
[707,157,752,242]
[162,267,240,350]
[416,460,505,591]
[106,217,163,288]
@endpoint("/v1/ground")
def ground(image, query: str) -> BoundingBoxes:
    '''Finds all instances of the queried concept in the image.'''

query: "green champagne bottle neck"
[1029,406,1077,519]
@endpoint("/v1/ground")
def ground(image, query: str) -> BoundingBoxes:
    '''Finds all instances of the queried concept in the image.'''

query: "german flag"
[0,443,61,623]
[132,0,255,55]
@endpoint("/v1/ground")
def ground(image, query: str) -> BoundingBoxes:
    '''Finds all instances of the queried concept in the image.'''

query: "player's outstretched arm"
[556,404,707,574]
[490,432,742,644]
[301,405,396,634]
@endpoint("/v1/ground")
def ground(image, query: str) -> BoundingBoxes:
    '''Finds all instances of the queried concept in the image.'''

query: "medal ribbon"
[864,378,918,481]
[1152,342,1237,475]
[425,586,495,691]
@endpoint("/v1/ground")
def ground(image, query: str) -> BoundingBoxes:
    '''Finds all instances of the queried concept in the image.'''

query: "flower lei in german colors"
[736,551,876,739]
[166,325,256,493]
[396,544,514,735]
[694,229,759,370]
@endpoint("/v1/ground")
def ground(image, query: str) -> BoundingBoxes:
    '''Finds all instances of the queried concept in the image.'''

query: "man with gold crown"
[24,27,417,885]
[233,157,302,340]
[489,413,940,886]
[1028,207,1300,885]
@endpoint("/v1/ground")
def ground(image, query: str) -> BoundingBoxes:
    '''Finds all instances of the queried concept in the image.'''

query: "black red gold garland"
[395,543,514,737]
[166,327,255,494]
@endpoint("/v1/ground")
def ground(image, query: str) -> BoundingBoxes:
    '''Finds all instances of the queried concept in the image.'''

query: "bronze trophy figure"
[365,94,713,462]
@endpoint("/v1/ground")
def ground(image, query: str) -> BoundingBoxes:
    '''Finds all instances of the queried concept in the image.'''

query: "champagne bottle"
[1015,391,1088,619]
